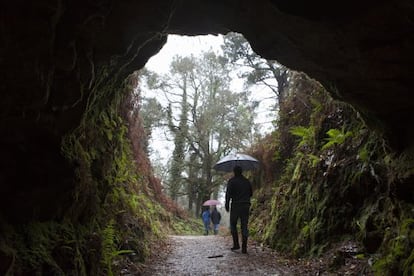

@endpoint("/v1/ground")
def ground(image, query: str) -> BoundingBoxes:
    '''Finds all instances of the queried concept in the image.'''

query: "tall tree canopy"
[139,50,258,214]
[222,32,292,104]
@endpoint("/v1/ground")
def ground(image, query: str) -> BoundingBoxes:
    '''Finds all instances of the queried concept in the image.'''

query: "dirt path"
[141,235,290,275]
[139,235,373,276]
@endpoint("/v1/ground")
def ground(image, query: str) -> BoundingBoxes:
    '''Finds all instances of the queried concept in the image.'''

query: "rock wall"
[1,0,413,220]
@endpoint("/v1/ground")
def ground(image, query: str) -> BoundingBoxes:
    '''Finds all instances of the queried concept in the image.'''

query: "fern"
[290,126,315,148]
[307,154,320,168]
[321,127,353,150]
[101,220,116,276]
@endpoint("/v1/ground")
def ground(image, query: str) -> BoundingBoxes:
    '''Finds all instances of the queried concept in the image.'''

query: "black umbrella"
[213,153,259,172]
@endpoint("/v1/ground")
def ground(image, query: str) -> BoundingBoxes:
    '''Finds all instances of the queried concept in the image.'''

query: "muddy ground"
[137,235,373,275]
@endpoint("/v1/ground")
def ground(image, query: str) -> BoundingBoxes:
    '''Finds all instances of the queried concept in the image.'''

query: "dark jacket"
[225,174,252,210]
[210,208,221,224]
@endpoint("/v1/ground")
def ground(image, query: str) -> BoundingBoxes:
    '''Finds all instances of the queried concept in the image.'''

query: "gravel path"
[142,235,290,275]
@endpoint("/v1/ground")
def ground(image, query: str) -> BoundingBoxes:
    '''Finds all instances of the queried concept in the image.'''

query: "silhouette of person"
[201,206,211,235]
[225,165,253,253]
[210,206,221,235]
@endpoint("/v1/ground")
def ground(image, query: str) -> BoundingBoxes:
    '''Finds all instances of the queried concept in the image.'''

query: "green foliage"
[321,127,353,150]
[0,220,93,275]
[60,75,168,273]
[307,154,320,168]
[14,222,63,274]
[222,32,289,98]
[0,69,171,274]
[250,70,414,275]
[372,214,414,275]
[100,220,134,276]
[290,126,315,148]
[171,217,204,235]
[251,81,335,256]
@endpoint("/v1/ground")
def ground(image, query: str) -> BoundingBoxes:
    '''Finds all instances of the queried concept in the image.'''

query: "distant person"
[225,166,253,254]
[210,206,222,235]
[201,206,211,235]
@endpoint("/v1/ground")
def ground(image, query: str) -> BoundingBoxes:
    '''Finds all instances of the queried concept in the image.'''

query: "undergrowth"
[171,217,204,235]
[250,73,414,275]
[0,70,171,274]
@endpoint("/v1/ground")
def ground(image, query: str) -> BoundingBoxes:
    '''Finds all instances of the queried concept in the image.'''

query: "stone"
[1,0,413,221]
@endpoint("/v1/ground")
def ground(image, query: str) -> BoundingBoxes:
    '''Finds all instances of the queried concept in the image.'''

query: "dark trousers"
[230,203,250,237]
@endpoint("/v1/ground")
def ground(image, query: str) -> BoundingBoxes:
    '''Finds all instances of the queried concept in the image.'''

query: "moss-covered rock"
[250,73,414,275]
[0,72,172,274]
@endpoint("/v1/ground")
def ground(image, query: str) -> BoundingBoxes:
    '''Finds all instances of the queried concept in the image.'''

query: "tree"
[167,66,189,201]
[139,97,164,152]
[139,50,258,215]
[222,32,292,104]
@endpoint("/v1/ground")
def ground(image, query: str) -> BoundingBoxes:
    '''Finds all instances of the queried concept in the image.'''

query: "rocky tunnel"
[1,0,413,227]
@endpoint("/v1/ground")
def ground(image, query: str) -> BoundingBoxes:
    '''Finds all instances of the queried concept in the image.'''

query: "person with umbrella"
[225,165,253,254]
[202,199,221,235]
[201,206,211,235]
[210,206,222,235]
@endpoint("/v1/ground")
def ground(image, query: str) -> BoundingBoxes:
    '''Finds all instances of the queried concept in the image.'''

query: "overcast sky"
[146,34,224,73]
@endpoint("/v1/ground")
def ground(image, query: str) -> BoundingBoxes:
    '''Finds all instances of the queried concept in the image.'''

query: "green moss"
[373,218,414,275]
[0,220,93,275]
[251,73,414,275]
[171,217,204,235]
[0,69,170,274]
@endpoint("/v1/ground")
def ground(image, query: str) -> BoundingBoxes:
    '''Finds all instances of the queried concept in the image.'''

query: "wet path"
[142,235,290,275]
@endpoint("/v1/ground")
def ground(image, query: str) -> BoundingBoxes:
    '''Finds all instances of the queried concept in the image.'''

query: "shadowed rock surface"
[0,1,413,273]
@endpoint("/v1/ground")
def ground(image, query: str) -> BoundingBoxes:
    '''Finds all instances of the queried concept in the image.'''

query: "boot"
[231,232,240,250]
[242,236,248,254]
[214,229,218,235]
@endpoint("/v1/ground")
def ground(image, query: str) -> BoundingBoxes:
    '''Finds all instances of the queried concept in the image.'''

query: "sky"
[146,35,224,73]
[142,34,276,166]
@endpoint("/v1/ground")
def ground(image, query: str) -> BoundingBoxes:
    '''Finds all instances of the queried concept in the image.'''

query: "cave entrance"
[134,33,284,217]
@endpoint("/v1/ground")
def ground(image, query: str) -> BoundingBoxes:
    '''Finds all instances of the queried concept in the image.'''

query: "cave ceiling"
[0,0,413,219]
